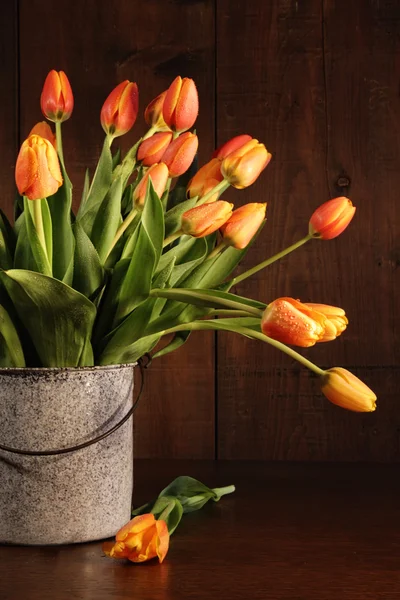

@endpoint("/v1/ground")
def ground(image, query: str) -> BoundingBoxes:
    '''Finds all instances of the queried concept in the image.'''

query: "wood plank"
[18,0,216,459]
[216,1,400,459]
[0,1,18,220]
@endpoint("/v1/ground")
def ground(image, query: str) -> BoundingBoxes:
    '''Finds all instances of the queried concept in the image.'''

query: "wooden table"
[1,460,399,599]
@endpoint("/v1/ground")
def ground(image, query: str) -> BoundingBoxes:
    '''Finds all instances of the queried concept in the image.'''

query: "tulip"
[212,134,253,160]
[15,134,63,200]
[220,202,267,249]
[187,158,224,201]
[221,139,272,189]
[137,132,173,166]
[144,91,170,130]
[162,76,199,132]
[321,367,377,412]
[133,163,169,209]
[29,122,56,149]
[181,200,233,238]
[309,197,356,240]
[100,80,139,138]
[261,297,335,348]
[102,514,169,564]
[40,70,74,123]
[162,132,198,177]
[303,303,348,341]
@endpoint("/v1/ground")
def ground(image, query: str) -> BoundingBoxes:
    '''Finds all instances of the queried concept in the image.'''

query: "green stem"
[172,131,180,140]
[32,199,48,259]
[197,179,230,205]
[229,234,312,287]
[213,485,235,497]
[55,122,65,168]
[162,229,183,248]
[142,126,157,141]
[207,240,226,260]
[104,208,139,261]
[206,309,251,317]
[150,288,264,317]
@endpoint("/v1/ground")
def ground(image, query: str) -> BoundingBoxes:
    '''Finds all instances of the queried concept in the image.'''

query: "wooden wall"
[1,0,399,461]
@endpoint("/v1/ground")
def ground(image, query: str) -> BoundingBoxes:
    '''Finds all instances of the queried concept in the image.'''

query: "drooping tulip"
[187,158,224,201]
[137,132,173,166]
[100,80,139,138]
[40,70,74,123]
[144,91,170,131]
[212,134,253,160]
[162,132,198,178]
[15,134,63,200]
[133,163,169,209]
[221,139,272,189]
[102,514,169,564]
[321,368,377,412]
[29,122,57,149]
[181,200,233,238]
[162,76,199,132]
[309,197,356,240]
[220,202,267,249]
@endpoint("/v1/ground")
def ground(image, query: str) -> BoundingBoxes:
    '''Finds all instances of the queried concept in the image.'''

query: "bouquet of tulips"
[0,70,376,413]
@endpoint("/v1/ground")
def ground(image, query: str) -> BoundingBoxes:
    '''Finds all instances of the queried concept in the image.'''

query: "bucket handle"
[0,356,149,457]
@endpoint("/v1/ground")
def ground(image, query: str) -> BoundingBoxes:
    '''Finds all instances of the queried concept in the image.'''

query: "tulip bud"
[163,76,199,132]
[309,197,356,240]
[137,132,173,167]
[103,514,169,563]
[220,202,267,249]
[221,139,272,189]
[15,134,63,200]
[133,163,169,209]
[29,122,57,149]
[144,91,170,130]
[212,134,253,160]
[303,303,348,341]
[187,158,224,201]
[321,368,377,412]
[40,70,74,123]
[162,132,198,178]
[100,80,139,138]
[261,297,331,348]
[181,200,233,238]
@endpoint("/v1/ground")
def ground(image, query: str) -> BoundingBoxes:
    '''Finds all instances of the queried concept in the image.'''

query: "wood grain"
[216,0,400,460]
[1,460,400,600]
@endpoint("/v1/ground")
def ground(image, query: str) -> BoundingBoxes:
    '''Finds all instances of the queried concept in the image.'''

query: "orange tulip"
[309,197,356,240]
[15,134,63,200]
[220,202,267,249]
[137,132,173,166]
[303,303,348,341]
[261,297,343,348]
[321,368,377,412]
[29,122,57,149]
[102,514,169,564]
[162,76,199,132]
[162,132,198,178]
[221,139,272,189]
[133,163,169,209]
[100,80,139,138]
[40,70,74,123]
[212,134,252,160]
[181,200,233,238]
[187,158,224,201]
[144,91,170,130]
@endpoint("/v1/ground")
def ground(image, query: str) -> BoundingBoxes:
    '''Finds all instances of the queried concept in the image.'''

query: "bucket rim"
[0,362,138,375]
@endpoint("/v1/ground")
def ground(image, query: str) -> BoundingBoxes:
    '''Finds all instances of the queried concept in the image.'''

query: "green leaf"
[152,330,191,359]
[0,211,13,270]
[0,303,25,367]
[159,476,235,514]
[112,147,121,170]
[72,221,105,299]
[151,496,183,535]
[98,332,161,365]
[0,270,96,367]
[80,168,90,207]
[23,198,52,276]
[90,177,123,264]
[112,139,141,189]
[164,197,197,238]
[14,215,37,271]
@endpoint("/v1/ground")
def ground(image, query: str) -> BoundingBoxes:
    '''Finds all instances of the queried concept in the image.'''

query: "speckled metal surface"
[0,364,135,545]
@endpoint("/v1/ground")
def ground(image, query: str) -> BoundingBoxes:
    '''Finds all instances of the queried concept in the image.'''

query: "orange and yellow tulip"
[303,303,348,341]
[15,134,63,200]
[144,91,170,131]
[162,132,198,178]
[137,132,172,166]
[212,134,252,160]
[220,202,267,249]
[187,158,224,202]
[28,122,57,149]
[181,200,233,237]
[309,197,356,240]
[162,76,199,132]
[40,70,74,123]
[221,139,271,189]
[102,513,169,564]
[133,163,169,209]
[261,297,347,348]
[100,80,139,138]
[321,368,377,412]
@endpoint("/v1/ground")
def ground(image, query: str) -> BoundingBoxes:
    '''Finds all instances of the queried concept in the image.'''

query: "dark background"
[0,0,398,461]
